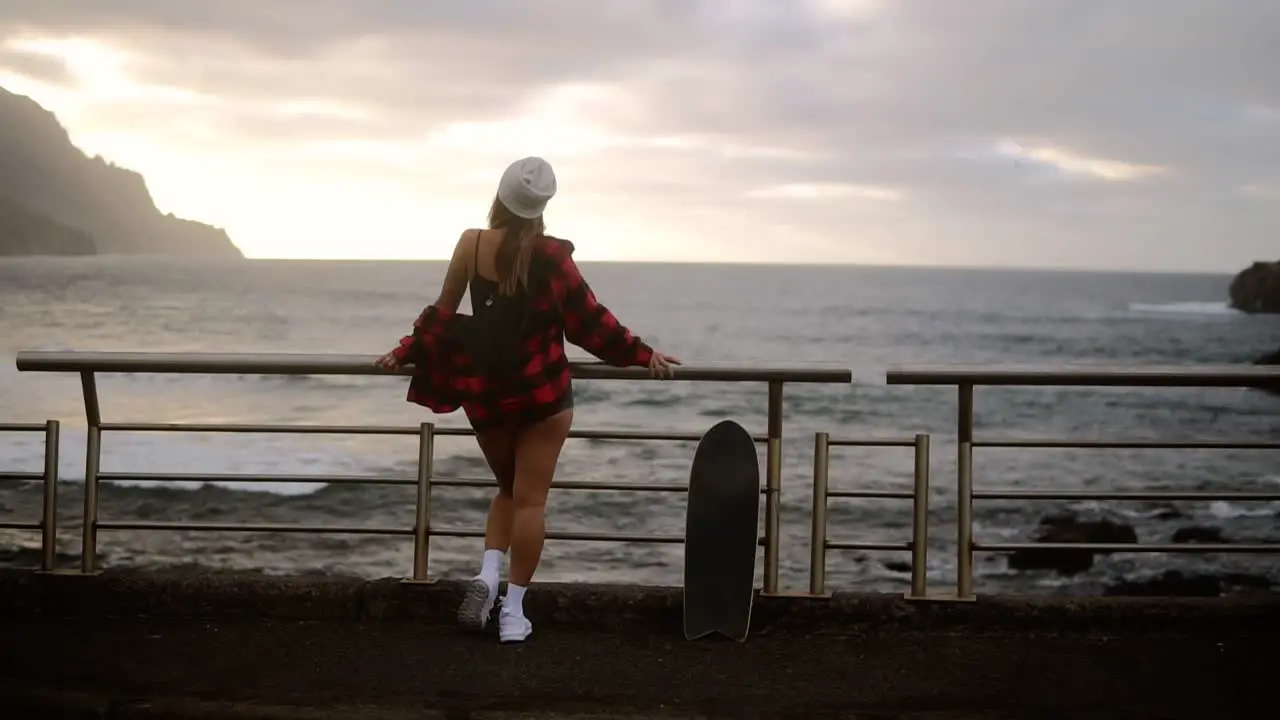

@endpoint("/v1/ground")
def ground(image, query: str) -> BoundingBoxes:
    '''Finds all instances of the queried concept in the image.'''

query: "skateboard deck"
[683,419,761,642]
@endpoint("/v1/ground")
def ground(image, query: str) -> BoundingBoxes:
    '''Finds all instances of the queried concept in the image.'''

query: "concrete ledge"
[0,690,703,720]
[1,569,1277,718]
[3,568,1278,633]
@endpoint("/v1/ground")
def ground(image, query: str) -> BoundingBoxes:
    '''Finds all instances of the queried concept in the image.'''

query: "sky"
[0,1,1276,270]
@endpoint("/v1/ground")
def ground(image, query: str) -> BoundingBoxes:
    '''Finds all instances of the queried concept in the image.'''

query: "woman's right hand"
[648,351,681,379]
[374,350,402,371]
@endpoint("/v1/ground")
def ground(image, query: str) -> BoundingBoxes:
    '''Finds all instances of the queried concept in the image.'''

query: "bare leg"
[475,425,518,552]
[457,423,518,630]
[508,409,573,587]
[499,408,572,643]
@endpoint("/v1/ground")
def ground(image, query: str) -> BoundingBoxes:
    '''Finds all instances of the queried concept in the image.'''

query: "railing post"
[410,422,435,581]
[956,382,974,599]
[40,419,60,572]
[809,431,830,596]
[81,371,102,575]
[82,426,101,574]
[763,380,784,594]
[957,440,973,599]
[907,432,930,599]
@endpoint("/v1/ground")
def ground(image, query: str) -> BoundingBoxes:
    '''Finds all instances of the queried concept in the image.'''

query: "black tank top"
[463,231,531,378]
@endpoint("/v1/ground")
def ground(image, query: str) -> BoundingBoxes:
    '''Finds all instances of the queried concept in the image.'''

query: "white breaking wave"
[1208,500,1279,520]
[1127,301,1239,316]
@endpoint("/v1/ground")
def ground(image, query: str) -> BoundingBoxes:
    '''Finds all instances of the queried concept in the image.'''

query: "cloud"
[0,0,1276,268]
[747,183,903,202]
[996,142,1168,183]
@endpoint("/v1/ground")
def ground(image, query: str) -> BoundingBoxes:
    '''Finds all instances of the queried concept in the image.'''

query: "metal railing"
[12,354,1277,598]
[15,351,853,593]
[886,364,1280,599]
[0,421,60,571]
[809,432,931,598]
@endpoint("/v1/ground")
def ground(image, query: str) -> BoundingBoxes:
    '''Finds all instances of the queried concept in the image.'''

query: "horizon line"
[8,253,1250,277]
[232,256,1242,277]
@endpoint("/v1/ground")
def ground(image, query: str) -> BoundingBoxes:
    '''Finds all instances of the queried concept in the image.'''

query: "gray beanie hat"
[496,156,557,219]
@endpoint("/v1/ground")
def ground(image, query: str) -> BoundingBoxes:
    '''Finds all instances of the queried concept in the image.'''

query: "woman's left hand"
[647,350,681,379]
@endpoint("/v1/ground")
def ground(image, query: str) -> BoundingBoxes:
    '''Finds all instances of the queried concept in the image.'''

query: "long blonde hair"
[488,194,545,296]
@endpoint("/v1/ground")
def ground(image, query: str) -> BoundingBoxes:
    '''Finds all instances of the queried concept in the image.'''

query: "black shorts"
[465,385,575,432]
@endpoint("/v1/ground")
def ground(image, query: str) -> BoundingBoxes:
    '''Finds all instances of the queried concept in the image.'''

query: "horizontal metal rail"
[14,351,856,592]
[93,521,692,546]
[82,422,751,578]
[886,364,1280,388]
[809,433,931,599]
[97,472,417,487]
[829,437,921,448]
[977,438,1279,450]
[95,472,767,495]
[432,477,694,493]
[976,542,1279,554]
[883,365,1280,599]
[98,422,768,443]
[825,540,911,552]
[974,489,1280,502]
[0,421,60,570]
[98,521,413,536]
[15,351,853,384]
[428,528,689,544]
[827,489,913,499]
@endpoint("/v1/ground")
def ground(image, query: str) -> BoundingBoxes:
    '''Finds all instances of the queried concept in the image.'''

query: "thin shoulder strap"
[472,229,483,278]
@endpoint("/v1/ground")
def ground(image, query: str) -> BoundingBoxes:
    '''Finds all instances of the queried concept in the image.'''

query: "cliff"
[0,195,95,256]
[0,87,242,258]
[1228,260,1280,314]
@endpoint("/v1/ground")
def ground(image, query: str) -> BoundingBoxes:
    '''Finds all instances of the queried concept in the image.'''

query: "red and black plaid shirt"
[390,236,654,424]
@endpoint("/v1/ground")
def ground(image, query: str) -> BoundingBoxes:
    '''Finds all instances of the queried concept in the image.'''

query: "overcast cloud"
[0,0,1276,268]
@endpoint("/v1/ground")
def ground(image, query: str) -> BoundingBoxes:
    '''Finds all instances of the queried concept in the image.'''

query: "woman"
[375,156,680,644]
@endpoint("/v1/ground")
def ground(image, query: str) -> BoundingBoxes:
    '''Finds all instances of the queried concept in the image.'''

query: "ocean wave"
[1208,500,1279,520]
[1127,301,1239,317]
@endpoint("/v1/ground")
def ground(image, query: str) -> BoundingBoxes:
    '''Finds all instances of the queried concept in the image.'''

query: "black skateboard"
[683,419,761,642]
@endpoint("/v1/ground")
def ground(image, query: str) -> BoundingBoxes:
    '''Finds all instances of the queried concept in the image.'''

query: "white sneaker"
[498,605,532,644]
[456,576,496,630]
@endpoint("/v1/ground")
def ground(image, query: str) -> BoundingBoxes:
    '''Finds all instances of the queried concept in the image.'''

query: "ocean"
[1,256,1278,595]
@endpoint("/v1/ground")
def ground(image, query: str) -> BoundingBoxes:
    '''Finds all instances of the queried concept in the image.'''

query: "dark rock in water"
[1007,511,1137,576]
[881,560,911,574]
[1229,260,1280,314]
[1105,570,1272,597]
[1171,525,1228,544]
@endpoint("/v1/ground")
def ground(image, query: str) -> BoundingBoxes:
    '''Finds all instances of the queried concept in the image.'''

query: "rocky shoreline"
[1000,510,1274,596]
[4,506,1274,598]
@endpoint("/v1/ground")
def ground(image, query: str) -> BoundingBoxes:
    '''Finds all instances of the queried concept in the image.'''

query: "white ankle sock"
[504,583,527,615]
[480,549,504,587]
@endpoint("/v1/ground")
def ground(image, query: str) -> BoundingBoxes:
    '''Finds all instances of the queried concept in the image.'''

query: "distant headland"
[0,87,242,258]
[1229,260,1280,314]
